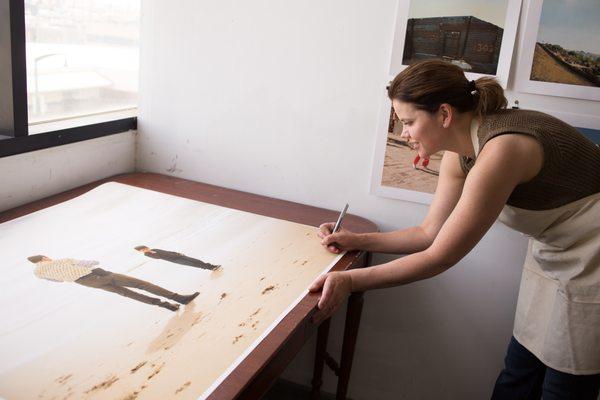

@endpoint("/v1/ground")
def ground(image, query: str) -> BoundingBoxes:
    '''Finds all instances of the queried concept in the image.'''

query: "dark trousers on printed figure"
[491,336,600,400]
[145,249,219,270]
[76,268,182,307]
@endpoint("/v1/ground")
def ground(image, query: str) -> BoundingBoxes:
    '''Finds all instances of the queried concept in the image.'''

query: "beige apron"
[470,121,600,374]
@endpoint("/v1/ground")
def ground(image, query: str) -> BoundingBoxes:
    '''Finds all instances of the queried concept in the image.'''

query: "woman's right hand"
[317,222,360,254]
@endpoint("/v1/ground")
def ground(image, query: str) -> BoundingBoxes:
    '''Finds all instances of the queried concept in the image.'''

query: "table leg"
[310,251,371,399]
[310,317,331,399]
[336,291,364,400]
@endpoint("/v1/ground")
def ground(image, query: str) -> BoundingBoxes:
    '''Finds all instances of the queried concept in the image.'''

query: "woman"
[309,60,600,399]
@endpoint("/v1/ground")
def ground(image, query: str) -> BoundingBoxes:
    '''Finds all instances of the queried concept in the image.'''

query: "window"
[25,0,139,124]
[0,0,139,157]
[0,1,12,139]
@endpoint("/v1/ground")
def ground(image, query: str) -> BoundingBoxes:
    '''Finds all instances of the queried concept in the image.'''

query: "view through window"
[25,0,140,125]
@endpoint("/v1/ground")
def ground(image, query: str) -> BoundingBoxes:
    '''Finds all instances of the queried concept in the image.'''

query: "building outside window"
[25,0,139,126]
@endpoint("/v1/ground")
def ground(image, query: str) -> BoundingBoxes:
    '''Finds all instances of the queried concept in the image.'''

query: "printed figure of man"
[134,245,220,271]
[27,255,199,312]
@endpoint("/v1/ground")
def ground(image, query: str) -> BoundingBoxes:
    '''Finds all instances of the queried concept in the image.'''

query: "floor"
[262,379,340,400]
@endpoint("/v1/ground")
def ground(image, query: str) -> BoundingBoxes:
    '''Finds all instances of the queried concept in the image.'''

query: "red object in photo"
[412,154,420,169]
[412,155,430,169]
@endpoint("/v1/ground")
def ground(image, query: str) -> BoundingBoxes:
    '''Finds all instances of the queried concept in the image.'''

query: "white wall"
[0,132,135,212]
[137,1,597,398]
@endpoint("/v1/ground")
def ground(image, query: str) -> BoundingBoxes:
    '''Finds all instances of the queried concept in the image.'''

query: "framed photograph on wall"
[389,0,522,88]
[370,88,443,204]
[514,0,600,101]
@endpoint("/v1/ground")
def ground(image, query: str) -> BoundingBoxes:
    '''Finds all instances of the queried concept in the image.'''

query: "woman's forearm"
[347,249,449,292]
[356,226,434,254]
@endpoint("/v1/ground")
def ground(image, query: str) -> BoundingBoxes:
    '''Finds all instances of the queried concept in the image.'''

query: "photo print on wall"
[370,89,444,205]
[373,0,522,203]
[515,0,600,102]
[389,0,522,89]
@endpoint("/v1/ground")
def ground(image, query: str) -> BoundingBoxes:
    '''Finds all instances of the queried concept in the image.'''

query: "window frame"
[1,0,137,158]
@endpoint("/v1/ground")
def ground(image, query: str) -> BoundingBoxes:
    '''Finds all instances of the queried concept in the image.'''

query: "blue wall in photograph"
[577,128,600,145]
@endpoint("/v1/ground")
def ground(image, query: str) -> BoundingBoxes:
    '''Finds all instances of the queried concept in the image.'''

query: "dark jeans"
[491,336,600,400]
[76,268,179,306]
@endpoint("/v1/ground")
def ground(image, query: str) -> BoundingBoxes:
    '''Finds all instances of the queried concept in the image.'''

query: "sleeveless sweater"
[459,109,600,210]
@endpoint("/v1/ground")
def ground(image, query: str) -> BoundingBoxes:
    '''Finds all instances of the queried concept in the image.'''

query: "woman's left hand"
[308,271,353,324]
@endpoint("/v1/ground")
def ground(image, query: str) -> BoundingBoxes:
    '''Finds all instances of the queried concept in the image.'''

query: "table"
[0,172,377,399]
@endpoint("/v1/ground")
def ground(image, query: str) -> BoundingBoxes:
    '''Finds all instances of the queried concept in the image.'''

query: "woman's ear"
[439,103,452,128]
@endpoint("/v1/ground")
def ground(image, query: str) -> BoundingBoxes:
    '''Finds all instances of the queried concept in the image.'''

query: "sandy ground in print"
[381,134,442,194]
[0,183,341,400]
[530,43,597,87]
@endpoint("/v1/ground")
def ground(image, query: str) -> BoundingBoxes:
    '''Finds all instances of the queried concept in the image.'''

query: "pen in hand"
[332,203,349,234]
[326,203,349,252]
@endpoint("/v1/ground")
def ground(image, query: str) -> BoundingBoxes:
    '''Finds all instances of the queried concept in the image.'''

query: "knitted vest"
[459,109,600,210]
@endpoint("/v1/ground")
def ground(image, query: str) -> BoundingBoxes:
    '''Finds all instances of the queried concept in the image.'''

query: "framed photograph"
[514,0,600,101]
[389,0,522,88]
[370,89,443,204]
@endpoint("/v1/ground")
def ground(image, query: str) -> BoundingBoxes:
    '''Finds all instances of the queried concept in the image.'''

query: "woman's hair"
[27,255,46,263]
[387,60,507,116]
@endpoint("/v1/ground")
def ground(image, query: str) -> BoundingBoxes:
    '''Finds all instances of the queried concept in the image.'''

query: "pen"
[331,203,349,234]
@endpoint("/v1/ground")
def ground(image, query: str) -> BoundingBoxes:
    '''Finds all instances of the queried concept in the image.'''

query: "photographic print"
[515,0,600,101]
[389,0,522,88]
[0,183,342,400]
[370,91,443,204]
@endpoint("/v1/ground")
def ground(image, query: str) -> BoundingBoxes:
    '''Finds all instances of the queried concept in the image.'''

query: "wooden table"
[0,173,377,399]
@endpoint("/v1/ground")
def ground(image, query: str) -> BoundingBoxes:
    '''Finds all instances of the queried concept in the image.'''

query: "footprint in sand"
[233,334,244,344]
[238,308,261,329]
[147,362,165,380]
[262,285,276,294]
[55,374,72,385]
[130,361,147,374]
[85,375,119,394]
[122,384,148,400]
[175,381,191,394]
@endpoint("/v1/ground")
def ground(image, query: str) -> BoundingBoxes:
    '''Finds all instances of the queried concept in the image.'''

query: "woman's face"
[392,100,444,159]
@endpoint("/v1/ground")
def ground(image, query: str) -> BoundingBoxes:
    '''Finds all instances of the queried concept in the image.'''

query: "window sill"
[0,109,137,158]
[29,108,137,135]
